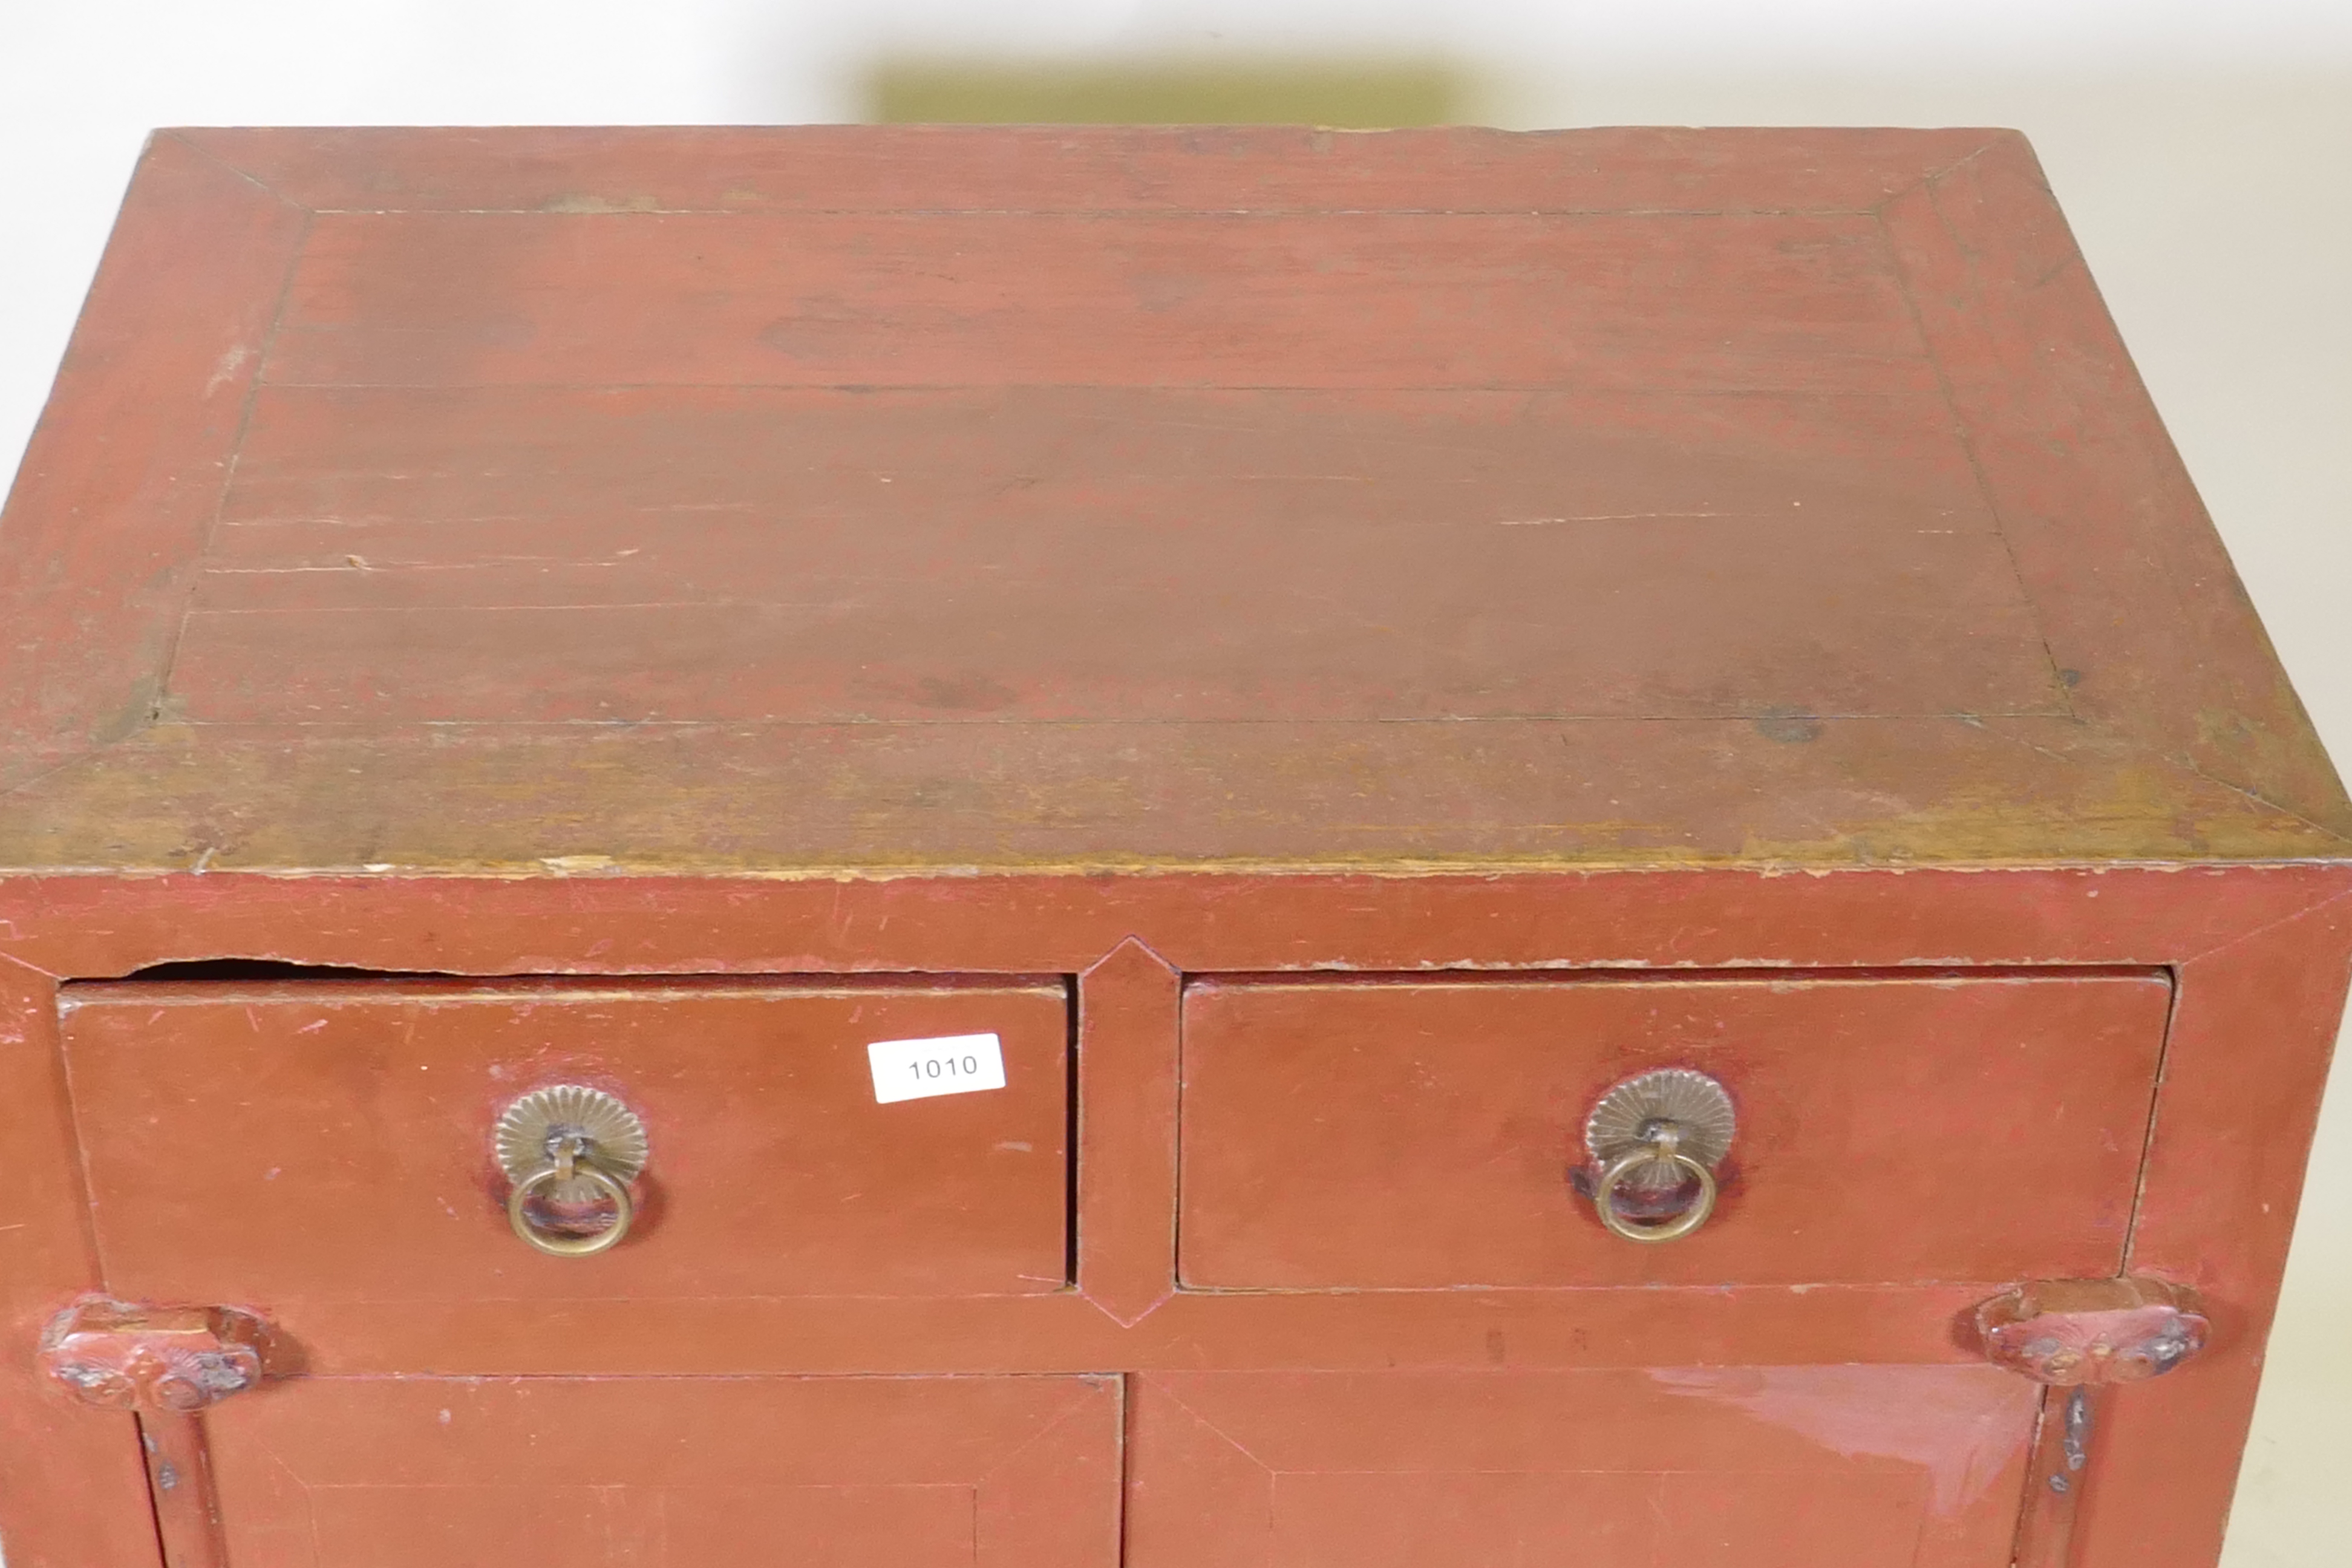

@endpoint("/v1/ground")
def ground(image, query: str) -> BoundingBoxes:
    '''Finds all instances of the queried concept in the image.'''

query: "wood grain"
[261,209,1933,392]
[3,125,2342,871]
[0,134,304,791]
[172,124,2004,217]
[174,384,2048,728]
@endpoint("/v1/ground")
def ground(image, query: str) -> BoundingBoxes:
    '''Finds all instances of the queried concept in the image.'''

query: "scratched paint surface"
[0,125,2343,872]
[1177,973,2172,1289]
[59,981,1074,1304]
[1126,1367,2037,1567]
[2,125,2348,1568]
[183,385,2052,728]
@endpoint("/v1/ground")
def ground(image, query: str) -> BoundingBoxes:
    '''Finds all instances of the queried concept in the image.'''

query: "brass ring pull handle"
[1593,1126,1719,1244]
[1583,1068,1736,1244]
[495,1085,649,1258]
[505,1138,636,1256]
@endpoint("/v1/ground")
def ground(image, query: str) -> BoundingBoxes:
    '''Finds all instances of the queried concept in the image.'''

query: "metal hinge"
[1974,1275,2210,1386]
[39,1296,273,1413]
[1978,1276,2209,1567]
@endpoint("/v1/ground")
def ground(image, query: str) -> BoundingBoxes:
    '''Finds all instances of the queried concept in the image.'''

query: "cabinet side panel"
[2077,893,2352,1567]
[0,955,166,1567]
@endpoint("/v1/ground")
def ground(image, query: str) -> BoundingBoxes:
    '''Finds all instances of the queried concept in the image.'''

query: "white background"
[4,5,2350,1561]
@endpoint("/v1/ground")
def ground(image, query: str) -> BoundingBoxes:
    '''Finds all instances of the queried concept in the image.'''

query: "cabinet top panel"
[2,126,2342,875]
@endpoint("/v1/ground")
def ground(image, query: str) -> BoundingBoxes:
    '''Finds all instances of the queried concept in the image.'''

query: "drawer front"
[208,1374,1119,1567]
[1178,975,2169,1287]
[1127,1368,2037,1568]
[60,979,1069,1302]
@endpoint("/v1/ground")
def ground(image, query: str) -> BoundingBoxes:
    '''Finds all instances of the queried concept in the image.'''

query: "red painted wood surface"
[141,1412,230,1568]
[0,874,2337,1565]
[203,1374,1120,1567]
[0,134,302,789]
[0,959,166,1568]
[1181,975,2171,1289]
[0,863,2334,981]
[0,126,2347,1568]
[158,124,2004,216]
[1973,1278,2209,1385]
[2012,1387,2099,1568]
[0,127,2342,872]
[179,387,2051,730]
[263,211,1933,390]
[1076,941,1181,1324]
[39,1298,272,1413]
[2071,896,2352,1568]
[1126,1368,2039,1567]
[60,981,1070,1305]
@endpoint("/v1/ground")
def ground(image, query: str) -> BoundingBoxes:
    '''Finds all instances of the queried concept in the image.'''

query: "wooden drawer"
[1177,973,2171,1288]
[1127,1368,2036,1568]
[58,978,1070,1304]
[204,1373,1119,1566]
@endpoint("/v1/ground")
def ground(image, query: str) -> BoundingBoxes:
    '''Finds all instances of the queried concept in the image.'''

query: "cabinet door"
[1128,1368,2037,1568]
[204,1374,1119,1567]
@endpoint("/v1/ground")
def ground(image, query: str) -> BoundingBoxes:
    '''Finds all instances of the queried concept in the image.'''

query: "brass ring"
[506,1159,633,1257]
[1594,1145,1717,1244]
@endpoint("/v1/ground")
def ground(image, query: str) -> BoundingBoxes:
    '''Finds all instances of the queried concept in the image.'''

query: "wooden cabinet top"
[1,125,2341,876]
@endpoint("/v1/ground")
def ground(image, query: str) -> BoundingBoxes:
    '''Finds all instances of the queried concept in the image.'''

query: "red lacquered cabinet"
[1,125,2345,1568]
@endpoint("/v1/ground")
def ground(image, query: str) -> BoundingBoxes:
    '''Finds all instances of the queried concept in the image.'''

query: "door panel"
[206,1374,1119,1567]
[60,979,1070,1303]
[1179,975,2169,1287]
[1127,1367,2037,1568]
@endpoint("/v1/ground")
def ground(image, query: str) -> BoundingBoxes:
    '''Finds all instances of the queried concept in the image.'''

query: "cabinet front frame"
[1,863,2344,1568]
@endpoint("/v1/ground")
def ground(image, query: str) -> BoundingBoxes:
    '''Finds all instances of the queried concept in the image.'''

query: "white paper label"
[867,1033,1007,1103]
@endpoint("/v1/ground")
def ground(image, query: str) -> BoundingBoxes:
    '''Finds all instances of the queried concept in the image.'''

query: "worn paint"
[0,124,2347,1568]
[1647,1364,2035,1514]
[1,128,2345,875]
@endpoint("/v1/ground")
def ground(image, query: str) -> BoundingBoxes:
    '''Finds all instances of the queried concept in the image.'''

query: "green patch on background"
[866,57,1469,127]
